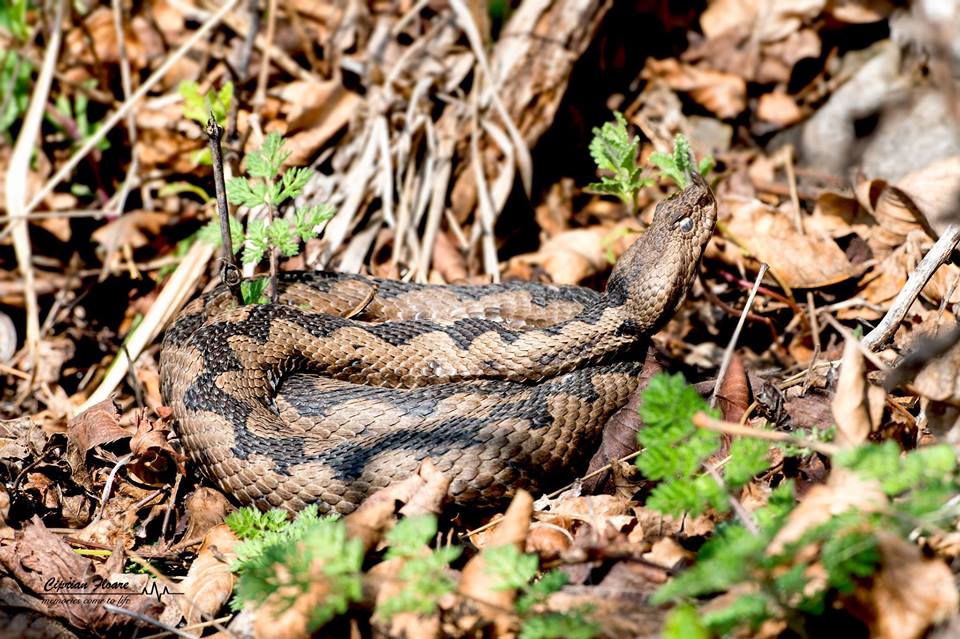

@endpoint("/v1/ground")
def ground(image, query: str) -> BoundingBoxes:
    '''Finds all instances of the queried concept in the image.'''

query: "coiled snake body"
[160,176,717,513]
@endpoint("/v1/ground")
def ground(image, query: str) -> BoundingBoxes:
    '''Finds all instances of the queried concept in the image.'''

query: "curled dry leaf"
[724,198,860,288]
[525,522,573,560]
[831,339,884,447]
[847,533,959,639]
[169,524,238,627]
[884,156,960,237]
[66,400,130,459]
[457,490,533,634]
[128,415,184,485]
[174,487,233,550]
[857,179,935,258]
[715,353,751,424]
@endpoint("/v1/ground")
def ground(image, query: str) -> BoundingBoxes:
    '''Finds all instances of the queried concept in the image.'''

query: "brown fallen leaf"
[724,198,860,288]
[503,222,638,285]
[643,58,747,119]
[457,490,534,635]
[66,400,129,455]
[91,211,168,253]
[883,156,960,237]
[0,517,163,631]
[128,412,185,485]
[757,91,804,127]
[831,338,884,447]
[174,488,233,551]
[701,0,826,43]
[344,459,451,553]
[525,522,573,561]
[165,524,238,627]
[769,469,886,555]
[846,533,958,639]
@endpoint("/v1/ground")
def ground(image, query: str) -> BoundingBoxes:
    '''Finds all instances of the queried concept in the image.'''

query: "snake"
[159,174,717,514]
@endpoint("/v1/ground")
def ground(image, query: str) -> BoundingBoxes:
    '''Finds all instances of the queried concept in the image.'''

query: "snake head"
[606,172,718,332]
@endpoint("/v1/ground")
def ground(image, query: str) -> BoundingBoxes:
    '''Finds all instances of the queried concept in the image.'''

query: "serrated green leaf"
[723,436,770,488]
[484,545,539,591]
[385,515,437,559]
[197,216,244,252]
[519,611,600,639]
[266,218,299,257]
[295,204,334,241]
[277,166,314,203]
[247,131,289,178]
[663,604,710,639]
[226,177,264,208]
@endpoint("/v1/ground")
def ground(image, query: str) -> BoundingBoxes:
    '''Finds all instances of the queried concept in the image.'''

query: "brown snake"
[159,175,717,514]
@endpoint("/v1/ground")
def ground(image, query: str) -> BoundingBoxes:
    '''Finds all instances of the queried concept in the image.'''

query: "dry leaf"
[769,469,886,554]
[887,156,960,237]
[457,490,533,634]
[831,339,883,446]
[174,488,233,550]
[91,211,168,253]
[172,524,238,626]
[128,415,184,485]
[505,227,611,285]
[724,198,859,288]
[0,517,163,631]
[757,91,804,127]
[828,0,897,23]
[643,58,746,119]
[66,400,130,456]
[525,523,573,560]
[344,460,451,552]
[847,533,959,639]
[701,0,826,42]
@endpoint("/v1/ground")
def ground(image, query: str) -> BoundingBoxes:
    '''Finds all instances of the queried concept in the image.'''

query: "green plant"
[637,373,960,638]
[224,132,333,267]
[226,505,364,630]
[377,515,462,618]
[226,507,596,634]
[198,131,335,303]
[484,544,599,639]
[585,111,650,211]
[179,80,233,166]
[649,133,714,189]
[635,373,768,517]
[586,115,714,213]
[0,52,32,138]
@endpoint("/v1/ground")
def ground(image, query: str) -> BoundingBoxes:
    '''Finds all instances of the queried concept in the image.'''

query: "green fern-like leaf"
[247,131,289,180]
[585,111,651,207]
[519,611,600,639]
[485,545,540,591]
[723,437,771,488]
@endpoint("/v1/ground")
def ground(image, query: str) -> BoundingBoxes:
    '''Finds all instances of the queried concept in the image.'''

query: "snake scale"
[159,175,717,514]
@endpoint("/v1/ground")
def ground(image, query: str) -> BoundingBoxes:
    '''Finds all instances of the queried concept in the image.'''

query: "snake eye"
[678,216,694,233]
